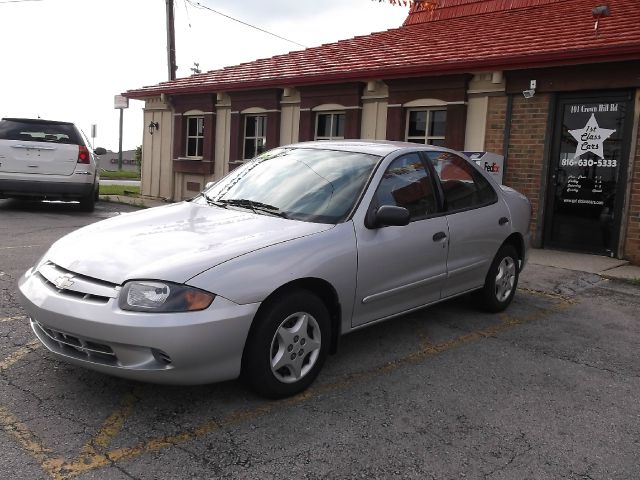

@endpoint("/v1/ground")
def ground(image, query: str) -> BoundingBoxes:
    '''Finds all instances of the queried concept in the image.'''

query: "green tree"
[135,145,142,176]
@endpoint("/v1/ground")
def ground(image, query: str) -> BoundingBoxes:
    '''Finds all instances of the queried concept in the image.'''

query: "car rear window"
[0,119,82,145]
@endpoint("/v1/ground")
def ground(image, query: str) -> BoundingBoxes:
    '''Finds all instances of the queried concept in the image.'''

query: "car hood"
[45,202,333,285]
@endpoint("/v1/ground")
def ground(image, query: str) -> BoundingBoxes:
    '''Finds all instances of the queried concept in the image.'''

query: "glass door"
[544,91,633,256]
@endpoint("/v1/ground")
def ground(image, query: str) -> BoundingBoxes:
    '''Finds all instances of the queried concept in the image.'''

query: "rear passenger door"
[425,151,511,298]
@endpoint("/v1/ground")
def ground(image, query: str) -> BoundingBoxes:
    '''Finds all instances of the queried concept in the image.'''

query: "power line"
[0,0,43,4]
[185,0,307,49]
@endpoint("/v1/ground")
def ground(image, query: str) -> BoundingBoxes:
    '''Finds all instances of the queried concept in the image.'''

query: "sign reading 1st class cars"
[558,101,622,209]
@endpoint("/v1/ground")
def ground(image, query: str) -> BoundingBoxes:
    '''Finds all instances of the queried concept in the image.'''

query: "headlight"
[119,281,215,312]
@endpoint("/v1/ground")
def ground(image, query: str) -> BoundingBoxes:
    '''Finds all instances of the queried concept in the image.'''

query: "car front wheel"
[476,244,519,312]
[243,289,330,398]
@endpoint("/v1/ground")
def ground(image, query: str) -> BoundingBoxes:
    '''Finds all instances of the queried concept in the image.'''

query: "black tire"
[79,186,96,212]
[476,244,519,313]
[242,289,330,399]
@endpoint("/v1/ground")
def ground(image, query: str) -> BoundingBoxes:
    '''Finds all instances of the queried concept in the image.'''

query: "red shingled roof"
[403,0,569,25]
[125,0,640,99]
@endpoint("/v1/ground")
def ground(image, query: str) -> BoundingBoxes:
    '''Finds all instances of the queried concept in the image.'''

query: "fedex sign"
[463,151,505,184]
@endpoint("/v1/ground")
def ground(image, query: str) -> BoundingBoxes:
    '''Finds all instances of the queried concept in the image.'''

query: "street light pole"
[118,108,124,170]
[114,95,129,170]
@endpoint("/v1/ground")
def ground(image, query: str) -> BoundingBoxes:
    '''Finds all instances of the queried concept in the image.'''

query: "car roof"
[286,140,457,157]
[1,118,75,126]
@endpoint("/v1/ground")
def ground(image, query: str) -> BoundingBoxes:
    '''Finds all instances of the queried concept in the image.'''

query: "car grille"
[36,262,118,304]
[32,320,118,366]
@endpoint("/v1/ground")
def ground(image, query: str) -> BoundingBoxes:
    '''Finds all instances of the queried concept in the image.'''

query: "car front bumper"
[18,267,259,385]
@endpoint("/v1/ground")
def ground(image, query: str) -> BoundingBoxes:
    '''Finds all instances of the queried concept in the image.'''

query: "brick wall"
[485,95,507,155]
[488,94,550,244]
[623,116,640,264]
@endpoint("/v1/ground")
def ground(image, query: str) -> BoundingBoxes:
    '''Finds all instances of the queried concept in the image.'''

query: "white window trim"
[405,108,446,145]
[185,116,204,159]
[243,114,267,160]
[315,111,346,141]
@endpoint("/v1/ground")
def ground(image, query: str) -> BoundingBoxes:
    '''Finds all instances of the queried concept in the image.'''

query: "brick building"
[124,0,640,264]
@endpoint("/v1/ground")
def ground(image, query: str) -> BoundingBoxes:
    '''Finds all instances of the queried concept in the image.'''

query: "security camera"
[522,89,536,99]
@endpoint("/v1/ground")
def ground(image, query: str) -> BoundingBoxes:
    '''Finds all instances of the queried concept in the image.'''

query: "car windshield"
[196,147,380,224]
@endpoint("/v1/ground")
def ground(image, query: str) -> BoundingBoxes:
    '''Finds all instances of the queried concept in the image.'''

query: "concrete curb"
[99,195,170,209]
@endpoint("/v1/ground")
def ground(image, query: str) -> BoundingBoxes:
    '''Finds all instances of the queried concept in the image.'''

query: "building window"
[406,109,446,146]
[243,115,267,159]
[315,112,345,140]
[185,116,204,157]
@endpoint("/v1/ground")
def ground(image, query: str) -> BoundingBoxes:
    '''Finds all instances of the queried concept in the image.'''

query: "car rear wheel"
[243,289,330,398]
[79,185,96,212]
[476,244,519,312]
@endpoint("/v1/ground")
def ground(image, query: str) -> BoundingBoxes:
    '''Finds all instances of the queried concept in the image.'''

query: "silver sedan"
[18,141,531,398]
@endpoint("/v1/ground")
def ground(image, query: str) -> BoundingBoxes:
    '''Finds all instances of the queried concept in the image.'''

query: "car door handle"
[499,217,510,226]
[433,231,447,242]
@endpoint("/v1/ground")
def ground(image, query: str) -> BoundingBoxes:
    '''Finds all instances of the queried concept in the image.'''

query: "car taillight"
[78,146,90,164]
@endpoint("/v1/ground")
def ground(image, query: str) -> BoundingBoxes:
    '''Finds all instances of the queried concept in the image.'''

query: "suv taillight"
[78,145,90,164]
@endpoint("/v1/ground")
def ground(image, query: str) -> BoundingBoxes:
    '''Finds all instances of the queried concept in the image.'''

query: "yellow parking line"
[517,286,577,304]
[2,289,576,479]
[51,292,576,478]
[79,388,142,457]
[0,341,40,373]
[0,245,42,250]
[0,244,42,250]
[0,406,63,478]
[0,315,27,324]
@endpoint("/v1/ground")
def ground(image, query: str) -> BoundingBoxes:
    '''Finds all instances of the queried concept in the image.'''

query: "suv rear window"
[0,119,82,145]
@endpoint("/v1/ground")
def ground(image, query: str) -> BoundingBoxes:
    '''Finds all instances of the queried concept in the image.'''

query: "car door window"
[426,151,497,211]
[374,153,437,221]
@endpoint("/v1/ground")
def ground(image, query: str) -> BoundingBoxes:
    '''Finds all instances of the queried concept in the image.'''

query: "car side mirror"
[369,205,410,228]
[94,147,107,156]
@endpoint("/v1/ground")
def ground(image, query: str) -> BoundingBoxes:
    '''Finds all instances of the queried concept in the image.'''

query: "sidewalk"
[529,248,640,281]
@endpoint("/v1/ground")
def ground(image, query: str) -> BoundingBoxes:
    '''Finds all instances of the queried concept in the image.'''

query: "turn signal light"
[78,145,90,164]
[184,290,214,311]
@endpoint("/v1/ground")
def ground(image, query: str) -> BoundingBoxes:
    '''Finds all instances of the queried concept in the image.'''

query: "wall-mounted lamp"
[522,79,537,99]
[148,121,159,135]
[592,4,611,35]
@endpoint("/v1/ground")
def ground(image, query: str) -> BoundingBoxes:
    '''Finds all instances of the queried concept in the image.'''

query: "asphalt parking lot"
[1,198,639,480]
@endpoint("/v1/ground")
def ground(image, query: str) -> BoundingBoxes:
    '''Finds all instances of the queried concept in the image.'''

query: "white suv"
[0,118,105,211]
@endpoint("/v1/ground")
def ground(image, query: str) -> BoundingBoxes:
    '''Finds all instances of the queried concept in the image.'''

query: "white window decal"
[568,113,616,160]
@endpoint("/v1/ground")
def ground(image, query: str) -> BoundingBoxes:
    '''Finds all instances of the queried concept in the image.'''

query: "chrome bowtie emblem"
[54,274,75,290]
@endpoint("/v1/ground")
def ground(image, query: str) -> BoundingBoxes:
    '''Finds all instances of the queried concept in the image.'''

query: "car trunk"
[0,140,79,175]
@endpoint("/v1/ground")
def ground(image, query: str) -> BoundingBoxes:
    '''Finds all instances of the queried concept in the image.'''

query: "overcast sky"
[0,0,408,151]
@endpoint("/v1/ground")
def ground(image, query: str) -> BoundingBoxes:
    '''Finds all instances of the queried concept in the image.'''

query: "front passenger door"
[352,153,449,327]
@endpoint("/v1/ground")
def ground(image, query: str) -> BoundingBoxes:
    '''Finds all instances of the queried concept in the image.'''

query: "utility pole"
[166,0,177,80]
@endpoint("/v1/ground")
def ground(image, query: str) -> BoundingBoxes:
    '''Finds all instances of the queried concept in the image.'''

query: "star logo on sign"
[568,113,615,160]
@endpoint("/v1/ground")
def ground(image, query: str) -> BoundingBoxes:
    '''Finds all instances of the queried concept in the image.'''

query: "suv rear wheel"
[80,184,97,212]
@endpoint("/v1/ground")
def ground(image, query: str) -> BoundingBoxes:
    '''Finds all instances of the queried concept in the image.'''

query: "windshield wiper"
[203,194,229,209]
[216,198,288,218]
